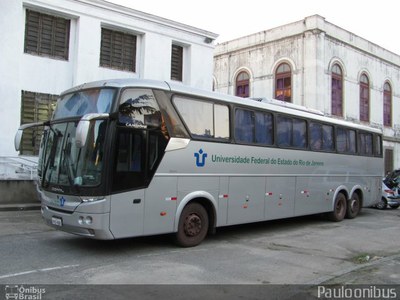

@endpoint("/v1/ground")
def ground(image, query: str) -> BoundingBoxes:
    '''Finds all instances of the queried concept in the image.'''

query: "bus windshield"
[39,119,107,189]
[54,88,115,119]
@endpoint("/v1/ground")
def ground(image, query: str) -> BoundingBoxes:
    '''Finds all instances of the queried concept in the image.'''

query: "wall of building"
[1,0,217,156]
[213,15,400,170]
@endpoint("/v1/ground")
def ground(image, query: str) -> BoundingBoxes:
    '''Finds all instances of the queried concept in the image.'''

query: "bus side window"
[293,119,307,148]
[336,128,346,153]
[255,111,273,145]
[374,135,382,156]
[235,109,254,143]
[310,122,322,150]
[359,132,373,156]
[348,130,356,154]
[310,122,334,151]
[322,125,334,151]
[277,116,291,147]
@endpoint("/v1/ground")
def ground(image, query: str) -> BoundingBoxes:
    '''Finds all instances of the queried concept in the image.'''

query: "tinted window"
[359,132,373,156]
[337,128,356,154]
[235,109,254,143]
[235,109,273,145]
[277,116,307,149]
[310,122,334,151]
[55,88,115,119]
[255,112,273,145]
[119,89,161,128]
[375,135,382,156]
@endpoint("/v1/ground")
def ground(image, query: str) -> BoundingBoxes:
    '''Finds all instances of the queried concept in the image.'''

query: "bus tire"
[346,193,361,219]
[329,193,347,222]
[175,202,209,247]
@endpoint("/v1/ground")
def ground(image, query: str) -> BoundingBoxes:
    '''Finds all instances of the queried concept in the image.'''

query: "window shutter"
[54,17,70,59]
[24,9,70,60]
[100,28,136,72]
[25,10,40,54]
[384,149,393,174]
[171,44,183,81]
[21,91,58,155]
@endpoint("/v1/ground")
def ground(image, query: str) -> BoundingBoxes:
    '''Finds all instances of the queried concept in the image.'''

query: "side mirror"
[14,122,45,151]
[76,113,109,148]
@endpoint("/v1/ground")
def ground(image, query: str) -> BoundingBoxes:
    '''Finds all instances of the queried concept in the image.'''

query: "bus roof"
[62,78,382,134]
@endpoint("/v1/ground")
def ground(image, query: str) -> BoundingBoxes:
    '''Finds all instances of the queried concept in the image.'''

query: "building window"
[24,9,70,60]
[235,71,250,98]
[275,63,291,102]
[384,149,393,174]
[331,64,343,117]
[171,44,183,81]
[383,82,392,127]
[20,91,58,155]
[100,28,137,72]
[359,73,370,122]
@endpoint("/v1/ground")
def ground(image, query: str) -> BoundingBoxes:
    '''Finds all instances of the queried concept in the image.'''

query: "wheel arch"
[174,191,217,233]
[332,185,349,210]
[350,185,364,207]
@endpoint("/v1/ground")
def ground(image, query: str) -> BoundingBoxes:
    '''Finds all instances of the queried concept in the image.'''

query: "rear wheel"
[346,193,361,219]
[175,202,209,247]
[329,193,347,222]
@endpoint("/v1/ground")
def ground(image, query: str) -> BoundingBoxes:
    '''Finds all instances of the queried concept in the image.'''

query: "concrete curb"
[0,203,41,211]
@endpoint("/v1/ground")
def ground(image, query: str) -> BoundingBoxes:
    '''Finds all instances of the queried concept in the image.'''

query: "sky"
[105,0,400,55]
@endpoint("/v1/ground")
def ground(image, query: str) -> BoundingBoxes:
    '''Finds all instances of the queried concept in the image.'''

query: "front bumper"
[386,196,400,206]
[41,205,114,239]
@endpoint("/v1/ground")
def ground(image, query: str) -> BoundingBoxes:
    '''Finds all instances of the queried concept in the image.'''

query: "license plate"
[52,217,63,227]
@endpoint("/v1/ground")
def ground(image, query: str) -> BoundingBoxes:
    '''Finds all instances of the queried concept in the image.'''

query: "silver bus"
[15,79,383,247]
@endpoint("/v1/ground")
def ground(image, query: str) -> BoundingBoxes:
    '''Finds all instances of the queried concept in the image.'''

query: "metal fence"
[0,156,38,180]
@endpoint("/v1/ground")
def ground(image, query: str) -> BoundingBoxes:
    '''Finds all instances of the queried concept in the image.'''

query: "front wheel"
[389,204,399,209]
[346,193,361,219]
[328,193,347,222]
[175,202,209,247]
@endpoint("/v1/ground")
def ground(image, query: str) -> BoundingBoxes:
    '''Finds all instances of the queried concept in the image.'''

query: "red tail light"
[384,189,395,195]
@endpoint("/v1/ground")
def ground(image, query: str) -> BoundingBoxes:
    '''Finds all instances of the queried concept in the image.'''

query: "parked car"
[375,170,400,209]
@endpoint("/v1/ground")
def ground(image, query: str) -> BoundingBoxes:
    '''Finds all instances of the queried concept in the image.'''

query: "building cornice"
[23,0,218,41]
[214,14,400,68]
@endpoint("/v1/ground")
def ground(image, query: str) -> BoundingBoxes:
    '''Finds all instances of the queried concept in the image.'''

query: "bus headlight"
[78,216,93,225]
[85,216,93,225]
[81,197,105,203]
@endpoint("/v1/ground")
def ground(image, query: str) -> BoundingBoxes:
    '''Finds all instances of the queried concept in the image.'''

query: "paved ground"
[0,206,399,299]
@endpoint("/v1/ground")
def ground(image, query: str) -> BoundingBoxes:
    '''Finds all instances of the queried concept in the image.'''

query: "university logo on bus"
[194,149,207,167]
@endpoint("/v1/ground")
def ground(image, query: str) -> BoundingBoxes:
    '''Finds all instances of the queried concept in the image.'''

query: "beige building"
[213,15,400,173]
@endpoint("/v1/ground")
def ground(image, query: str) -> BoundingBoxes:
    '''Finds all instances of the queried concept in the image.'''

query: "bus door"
[110,129,146,238]
[109,127,168,238]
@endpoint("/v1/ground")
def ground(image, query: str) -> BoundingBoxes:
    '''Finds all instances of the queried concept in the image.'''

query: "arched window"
[235,71,250,98]
[275,63,291,102]
[331,64,343,117]
[383,82,392,127]
[359,73,370,122]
